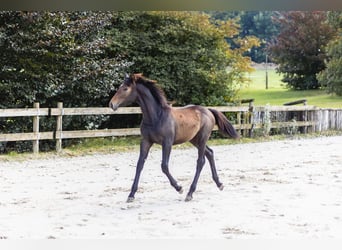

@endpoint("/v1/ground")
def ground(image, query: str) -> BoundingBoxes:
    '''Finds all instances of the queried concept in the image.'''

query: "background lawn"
[239,67,342,108]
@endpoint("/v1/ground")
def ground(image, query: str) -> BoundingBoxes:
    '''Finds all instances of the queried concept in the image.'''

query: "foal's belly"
[172,107,201,144]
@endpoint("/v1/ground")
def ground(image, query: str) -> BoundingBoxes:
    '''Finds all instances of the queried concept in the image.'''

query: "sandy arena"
[0,136,341,239]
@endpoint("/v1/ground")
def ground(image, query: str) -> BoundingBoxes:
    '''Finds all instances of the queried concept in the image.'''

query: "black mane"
[134,75,169,108]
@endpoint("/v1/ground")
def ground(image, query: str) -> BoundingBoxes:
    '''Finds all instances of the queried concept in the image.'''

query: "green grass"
[0,136,141,161]
[239,69,342,108]
[2,131,342,161]
[66,136,141,154]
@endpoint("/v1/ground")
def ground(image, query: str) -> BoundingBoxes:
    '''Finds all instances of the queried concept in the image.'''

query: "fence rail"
[1,102,341,153]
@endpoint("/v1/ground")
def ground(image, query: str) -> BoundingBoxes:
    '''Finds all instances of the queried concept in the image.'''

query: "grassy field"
[239,69,342,108]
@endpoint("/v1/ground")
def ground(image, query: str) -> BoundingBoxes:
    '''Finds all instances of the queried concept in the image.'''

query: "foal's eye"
[123,87,128,91]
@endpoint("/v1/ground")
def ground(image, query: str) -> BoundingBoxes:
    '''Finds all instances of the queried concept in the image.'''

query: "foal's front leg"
[127,139,153,202]
[161,140,183,194]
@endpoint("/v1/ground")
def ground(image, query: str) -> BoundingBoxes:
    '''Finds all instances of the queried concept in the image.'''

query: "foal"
[109,73,239,202]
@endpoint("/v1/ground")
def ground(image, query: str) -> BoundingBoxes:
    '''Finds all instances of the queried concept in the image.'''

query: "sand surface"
[0,136,341,239]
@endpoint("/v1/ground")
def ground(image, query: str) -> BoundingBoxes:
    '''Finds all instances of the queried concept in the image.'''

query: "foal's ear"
[132,73,143,81]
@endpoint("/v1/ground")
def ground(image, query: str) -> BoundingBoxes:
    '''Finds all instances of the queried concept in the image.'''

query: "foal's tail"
[209,109,240,139]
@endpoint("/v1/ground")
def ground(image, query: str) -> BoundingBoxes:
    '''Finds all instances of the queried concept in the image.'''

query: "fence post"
[248,100,254,137]
[235,100,241,134]
[56,102,63,153]
[242,111,248,137]
[310,110,315,133]
[237,109,242,135]
[33,102,40,154]
[263,105,271,136]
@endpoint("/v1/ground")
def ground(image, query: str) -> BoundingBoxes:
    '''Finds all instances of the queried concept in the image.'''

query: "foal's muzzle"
[109,102,120,111]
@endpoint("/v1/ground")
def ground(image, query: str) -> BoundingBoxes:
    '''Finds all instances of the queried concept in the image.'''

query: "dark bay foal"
[109,73,239,202]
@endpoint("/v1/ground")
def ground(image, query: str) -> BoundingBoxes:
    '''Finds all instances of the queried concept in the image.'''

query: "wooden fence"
[1,102,341,153]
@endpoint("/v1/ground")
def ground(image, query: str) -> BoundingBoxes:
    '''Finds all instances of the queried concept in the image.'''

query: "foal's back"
[171,105,215,145]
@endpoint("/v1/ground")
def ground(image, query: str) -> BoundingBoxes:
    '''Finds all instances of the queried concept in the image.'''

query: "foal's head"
[109,73,141,111]
[109,73,167,111]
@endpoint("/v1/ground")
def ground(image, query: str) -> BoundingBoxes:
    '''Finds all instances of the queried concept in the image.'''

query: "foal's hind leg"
[186,140,206,202]
[205,146,224,190]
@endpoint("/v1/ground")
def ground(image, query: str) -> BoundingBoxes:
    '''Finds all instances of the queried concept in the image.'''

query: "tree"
[208,11,280,63]
[244,11,280,62]
[0,11,125,109]
[0,11,258,152]
[107,11,259,106]
[318,11,342,96]
[268,11,337,90]
[0,11,126,152]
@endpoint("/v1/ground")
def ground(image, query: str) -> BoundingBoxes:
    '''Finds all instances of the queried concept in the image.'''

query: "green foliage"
[0,11,257,152]
[0,11,124,152]
[318,11,342,96]
[209,11,280,63]
[0,11,124,110]
[0,11,257,108]
[107,11,258,106]
[318,40,342,96]
[268,11,337,90]
[238,11,280,63]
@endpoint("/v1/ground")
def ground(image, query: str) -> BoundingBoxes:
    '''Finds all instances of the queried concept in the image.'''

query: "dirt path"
[0,136,341,239]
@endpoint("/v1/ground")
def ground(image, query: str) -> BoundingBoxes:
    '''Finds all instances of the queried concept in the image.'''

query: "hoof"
[126,197,135,203]
[219,184,224,191]
[177,187,183,194]
[185,194,192,202]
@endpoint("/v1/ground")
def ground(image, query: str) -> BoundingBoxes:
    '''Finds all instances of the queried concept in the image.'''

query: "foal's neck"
[136,85,166,126]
